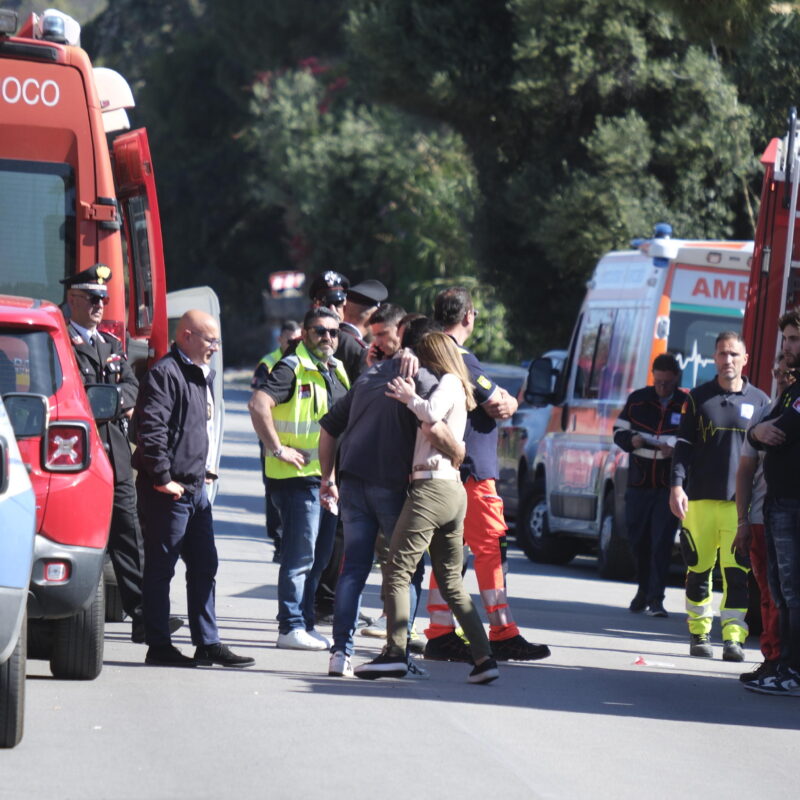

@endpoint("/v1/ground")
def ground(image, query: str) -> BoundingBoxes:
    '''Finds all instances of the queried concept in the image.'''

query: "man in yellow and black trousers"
[670,332,769,661]
[248,308,349,651]
[614,353,687,618]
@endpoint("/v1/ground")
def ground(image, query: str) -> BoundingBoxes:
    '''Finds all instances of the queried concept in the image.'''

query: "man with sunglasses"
[62,264,170,645]
[249,308,350,650]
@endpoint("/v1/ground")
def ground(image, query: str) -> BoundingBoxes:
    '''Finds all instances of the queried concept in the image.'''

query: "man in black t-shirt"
[670,332,769,661]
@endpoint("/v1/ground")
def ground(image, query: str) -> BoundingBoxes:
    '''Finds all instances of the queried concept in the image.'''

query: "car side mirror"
[1,392,49,438]
[525,357,557,406]
[85,384,121,424]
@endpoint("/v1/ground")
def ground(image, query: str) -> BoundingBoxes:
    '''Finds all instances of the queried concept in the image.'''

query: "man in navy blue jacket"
[613,353,687,617]
[134,310,254,669]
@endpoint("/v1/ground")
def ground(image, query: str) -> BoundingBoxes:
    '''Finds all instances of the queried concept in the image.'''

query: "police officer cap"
[61,263,112,295]
[347,279,388,307]
[308,270,349,302]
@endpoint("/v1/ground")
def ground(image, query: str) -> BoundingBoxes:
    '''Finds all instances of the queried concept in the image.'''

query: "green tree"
[346,0,756,354]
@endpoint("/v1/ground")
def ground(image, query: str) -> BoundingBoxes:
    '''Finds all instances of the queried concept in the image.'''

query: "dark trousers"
[108,477,145,621]
[137,479,219,647]
[764,497,800,668]
[625,487,677,604]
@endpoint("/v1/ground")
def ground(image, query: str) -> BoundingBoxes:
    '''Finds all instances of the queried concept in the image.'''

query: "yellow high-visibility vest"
[266,341,350,480]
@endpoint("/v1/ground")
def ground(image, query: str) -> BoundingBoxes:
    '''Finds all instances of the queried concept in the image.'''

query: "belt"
[410,470,461,481]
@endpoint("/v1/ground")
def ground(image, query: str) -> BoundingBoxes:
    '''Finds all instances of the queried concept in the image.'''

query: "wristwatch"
[323,480,335,488]
[272,446,284,458]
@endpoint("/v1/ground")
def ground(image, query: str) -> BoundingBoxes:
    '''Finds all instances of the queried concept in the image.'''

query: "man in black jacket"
[63,264,156,644]
[744,309,800,695]
[613,353,687,617]
[133,310,253,668]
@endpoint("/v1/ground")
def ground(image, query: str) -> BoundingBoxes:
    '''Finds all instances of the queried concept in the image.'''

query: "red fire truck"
[0,7,223,674]
[742,108,800,387]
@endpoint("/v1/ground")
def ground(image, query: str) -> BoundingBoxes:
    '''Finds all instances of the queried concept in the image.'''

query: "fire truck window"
[0,331,63,396]
[122,195,154,332]
[0,160,75,304]
[575,308,616,400]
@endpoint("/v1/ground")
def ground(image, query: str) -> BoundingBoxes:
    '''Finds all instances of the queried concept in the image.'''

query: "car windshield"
[0,159,75,303]
[0,329,63,397]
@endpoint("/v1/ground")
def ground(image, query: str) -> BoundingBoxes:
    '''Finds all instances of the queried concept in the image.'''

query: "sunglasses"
[773,368,792,379]
[308,326,339,339]
[80,292,109,306]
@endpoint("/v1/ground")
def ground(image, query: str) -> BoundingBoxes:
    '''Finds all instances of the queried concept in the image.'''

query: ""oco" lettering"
[1,76,60,106]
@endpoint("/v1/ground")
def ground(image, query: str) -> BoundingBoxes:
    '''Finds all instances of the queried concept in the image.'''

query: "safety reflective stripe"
[685,598,712,618]
[721,610,749,638]
[480,588,514,626]
[631,447,669,460]
[427,587,455,627]
[273,419,322,436]
[614,419,631,431]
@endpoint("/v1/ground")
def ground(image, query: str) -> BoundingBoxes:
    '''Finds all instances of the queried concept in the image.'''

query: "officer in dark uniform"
[62,264,180,643]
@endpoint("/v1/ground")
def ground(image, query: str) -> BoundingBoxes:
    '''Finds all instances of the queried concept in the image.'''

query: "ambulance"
[522,227,753,578]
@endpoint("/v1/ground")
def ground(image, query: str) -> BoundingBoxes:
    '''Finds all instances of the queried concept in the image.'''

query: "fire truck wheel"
[516,480,577,565]
[0,612,27,749]
[50,576,104,681]
[597,490,635,580]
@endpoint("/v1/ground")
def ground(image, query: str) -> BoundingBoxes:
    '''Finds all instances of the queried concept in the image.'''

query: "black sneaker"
[468,657,500,685]
[722,640,744,663]
[739,659,778,683]
[424,631,472,662]
[194,643,255,668]
[492,635,550,662]
[629,593,648,613]
[145,644,197,667]
[354,649,408,680]
[689,633,713,658]
[645,602,668,618]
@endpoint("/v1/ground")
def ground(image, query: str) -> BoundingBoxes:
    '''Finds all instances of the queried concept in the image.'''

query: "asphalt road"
[3,373,798,799]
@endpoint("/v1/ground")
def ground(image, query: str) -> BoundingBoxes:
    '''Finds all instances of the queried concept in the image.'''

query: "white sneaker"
[328,651,353,677]
[307,628,332,649]
[276,629,328,651]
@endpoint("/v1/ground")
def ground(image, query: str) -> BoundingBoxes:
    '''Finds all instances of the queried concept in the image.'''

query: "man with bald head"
[133,310,254,668]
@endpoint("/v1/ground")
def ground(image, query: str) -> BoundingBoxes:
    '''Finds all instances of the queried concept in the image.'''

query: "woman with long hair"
[353,332,499,684]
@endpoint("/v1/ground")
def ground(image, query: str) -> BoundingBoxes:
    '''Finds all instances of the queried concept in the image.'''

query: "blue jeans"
[332,477,422,656]
[138,480,219,647]
[271,480,334,634]
[764,497,800,667]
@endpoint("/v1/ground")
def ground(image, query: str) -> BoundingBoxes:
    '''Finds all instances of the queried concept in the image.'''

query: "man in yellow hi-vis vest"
[248,308,350,650]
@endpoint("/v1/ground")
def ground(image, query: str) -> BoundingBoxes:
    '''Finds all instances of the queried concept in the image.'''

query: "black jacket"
[613,385,687,489]
[132,345,214,494]
[747,378,800,500]
[69,325,138,483]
